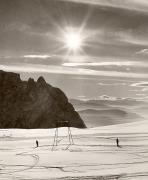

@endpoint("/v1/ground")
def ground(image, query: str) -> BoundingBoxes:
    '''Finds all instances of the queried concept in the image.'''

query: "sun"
[55,26,86,55]
[59,27,84,53]
[65,32,82,51]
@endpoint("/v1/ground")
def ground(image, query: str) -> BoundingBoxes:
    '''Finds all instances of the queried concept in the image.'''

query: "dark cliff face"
[0,70,86,128]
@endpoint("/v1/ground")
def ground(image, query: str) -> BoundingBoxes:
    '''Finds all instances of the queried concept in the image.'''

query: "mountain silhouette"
[0,70,86,128]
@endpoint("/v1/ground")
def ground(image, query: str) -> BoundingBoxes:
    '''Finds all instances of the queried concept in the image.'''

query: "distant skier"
[116,138,119,147]
[36,140,39,148]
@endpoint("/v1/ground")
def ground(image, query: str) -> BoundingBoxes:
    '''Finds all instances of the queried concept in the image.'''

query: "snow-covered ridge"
[1,120,148,179]
[1,120,148,138]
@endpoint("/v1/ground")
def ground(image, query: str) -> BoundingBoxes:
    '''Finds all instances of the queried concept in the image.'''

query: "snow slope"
[0,121,148,179]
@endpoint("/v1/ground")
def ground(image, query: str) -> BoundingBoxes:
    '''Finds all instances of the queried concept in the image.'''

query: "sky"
[0,0,148,100]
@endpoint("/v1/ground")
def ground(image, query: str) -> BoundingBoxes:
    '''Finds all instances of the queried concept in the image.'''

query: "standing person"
[36,140,39,148]
[116,138,119,147]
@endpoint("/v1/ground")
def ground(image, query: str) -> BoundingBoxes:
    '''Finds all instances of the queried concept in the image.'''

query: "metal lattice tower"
[52,120,74,151]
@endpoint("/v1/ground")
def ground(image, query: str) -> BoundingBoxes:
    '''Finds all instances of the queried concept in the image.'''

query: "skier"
[116,138,119,147]
[36,140,39,148]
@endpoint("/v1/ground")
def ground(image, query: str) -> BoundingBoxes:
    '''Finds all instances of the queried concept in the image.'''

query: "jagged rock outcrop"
[0,70,86,128]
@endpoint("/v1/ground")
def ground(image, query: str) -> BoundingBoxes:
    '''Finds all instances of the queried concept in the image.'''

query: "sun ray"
[46,7,97,60]
[78,6,94,34]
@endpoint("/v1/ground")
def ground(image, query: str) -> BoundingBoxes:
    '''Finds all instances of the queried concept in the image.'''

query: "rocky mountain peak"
[37,76,46,85]
[0,70,86,128]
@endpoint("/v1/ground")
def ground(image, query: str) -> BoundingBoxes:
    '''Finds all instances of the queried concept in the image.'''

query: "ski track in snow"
[0,126,148,179]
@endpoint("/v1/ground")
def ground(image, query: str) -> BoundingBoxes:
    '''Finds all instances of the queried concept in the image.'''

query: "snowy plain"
[0,121,148,180]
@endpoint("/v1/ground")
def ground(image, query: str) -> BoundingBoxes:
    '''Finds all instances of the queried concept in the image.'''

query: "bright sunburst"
[57,27,85,55]
[64,31,82,51]
[54,25,91,57]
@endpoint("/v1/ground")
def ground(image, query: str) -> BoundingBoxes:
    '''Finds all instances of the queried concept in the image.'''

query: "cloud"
[99,95,114,100]
[129,89,140,92]
[63,61,148,69]
[77,95,87,100]
[1,63,148,78]
[98,82,126,86]
[63,61,142,67]
[99,95,123,100]
[141,88,148,92]
[23,55,52,59]
[136,49,148,54]
[63,0,148,13]
[131,82,148,87]
[136,93,146,96]
[0,22,31,32]
[99,95,146,101]
[1,0,148,58]
[130,82,148,94]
